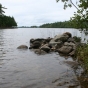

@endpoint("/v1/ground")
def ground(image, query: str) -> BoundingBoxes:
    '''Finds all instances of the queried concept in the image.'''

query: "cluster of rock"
[28,32,81,56]
[17,32,81,56]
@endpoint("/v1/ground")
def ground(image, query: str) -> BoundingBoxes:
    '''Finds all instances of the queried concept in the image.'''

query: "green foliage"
[56,0,72,9]
[56,0,88,30]
[39,21,73,28]
[0,15,17,28]
[0,3,17,28]
[70,0,88,30]
[73,36,81,42]
[30,26,38,28]
[76,44,88,73]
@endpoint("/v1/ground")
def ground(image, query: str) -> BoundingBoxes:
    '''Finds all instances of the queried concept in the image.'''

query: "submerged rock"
[34,49,47,55]
[62,61,79,68]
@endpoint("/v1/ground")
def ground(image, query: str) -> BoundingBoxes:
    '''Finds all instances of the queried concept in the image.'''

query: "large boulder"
[57,45,73,54]
[49,34,61,44]
[29,41,41,49]
[17,45,28,49]
[63,32,72,38]
[54,41,63,49]
[64,42,76,50]
[59,34,69,42]
[49,32,71,46]
[64,42,75,46]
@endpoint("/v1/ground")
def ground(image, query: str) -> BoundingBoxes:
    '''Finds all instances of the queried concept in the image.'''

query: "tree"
[0,3,17,28]
[56,0,88,30]
[0,3,7,16]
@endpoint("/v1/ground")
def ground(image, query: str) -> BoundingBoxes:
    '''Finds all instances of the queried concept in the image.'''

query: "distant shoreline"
[0,27,17,29]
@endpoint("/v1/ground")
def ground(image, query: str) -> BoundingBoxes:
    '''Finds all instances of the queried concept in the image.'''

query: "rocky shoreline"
[17,32,88,88]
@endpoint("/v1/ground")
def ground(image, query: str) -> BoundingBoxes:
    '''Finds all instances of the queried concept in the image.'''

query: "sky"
[0,0,77,26]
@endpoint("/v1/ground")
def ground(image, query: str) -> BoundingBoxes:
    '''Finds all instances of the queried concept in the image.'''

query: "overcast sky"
[0,0,77,26]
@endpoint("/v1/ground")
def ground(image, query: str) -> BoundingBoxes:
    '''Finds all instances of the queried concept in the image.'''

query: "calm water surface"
[0,28,87,88]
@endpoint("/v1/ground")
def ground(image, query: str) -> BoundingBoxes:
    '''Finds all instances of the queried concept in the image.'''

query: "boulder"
[64,42,75,46]
[59,34,69,42]
[49,34,61,44]
[29,41,41,49]
[30,38,35,43]
[30,38,45,43]
[63,32,72,37]
[34,38,45,42]
[64,42,76,50]
[49,32,71,46]
[17,45,28,49]
[58,45,73,54]
[54,41,63,49]
[40,44,50,53]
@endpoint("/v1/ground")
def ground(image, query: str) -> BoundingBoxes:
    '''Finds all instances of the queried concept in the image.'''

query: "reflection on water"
[0,28,88,88]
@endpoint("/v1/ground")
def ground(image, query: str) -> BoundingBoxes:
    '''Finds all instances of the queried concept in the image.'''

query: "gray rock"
[30,38,45,43]
[49,35,61,44]
[17,45,28,49]
[29,41,41,49]
[63,32,72,37]
[41,44,50,53]
[64,42,77,50]
[58,45,73,54]
[59,34,69,42]
[49,32,71,46]
[54,41,63,49]
[64,42,75,46]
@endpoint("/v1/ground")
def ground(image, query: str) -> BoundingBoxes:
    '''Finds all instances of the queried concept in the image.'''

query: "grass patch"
[75,44,88,73]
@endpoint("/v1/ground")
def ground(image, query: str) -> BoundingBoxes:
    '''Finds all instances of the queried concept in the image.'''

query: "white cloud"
[0,0,77,26]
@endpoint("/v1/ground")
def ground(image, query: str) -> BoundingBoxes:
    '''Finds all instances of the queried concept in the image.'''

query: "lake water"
[0,28,88,88]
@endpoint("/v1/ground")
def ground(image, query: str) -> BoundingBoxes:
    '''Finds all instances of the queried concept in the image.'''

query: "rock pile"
[17,32,82,56]
[28,32,81,56]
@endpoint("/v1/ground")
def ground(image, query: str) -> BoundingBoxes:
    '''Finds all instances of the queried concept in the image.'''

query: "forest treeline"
[39,21,73,28]
[0,3,17,28]
[0,16,17,28]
